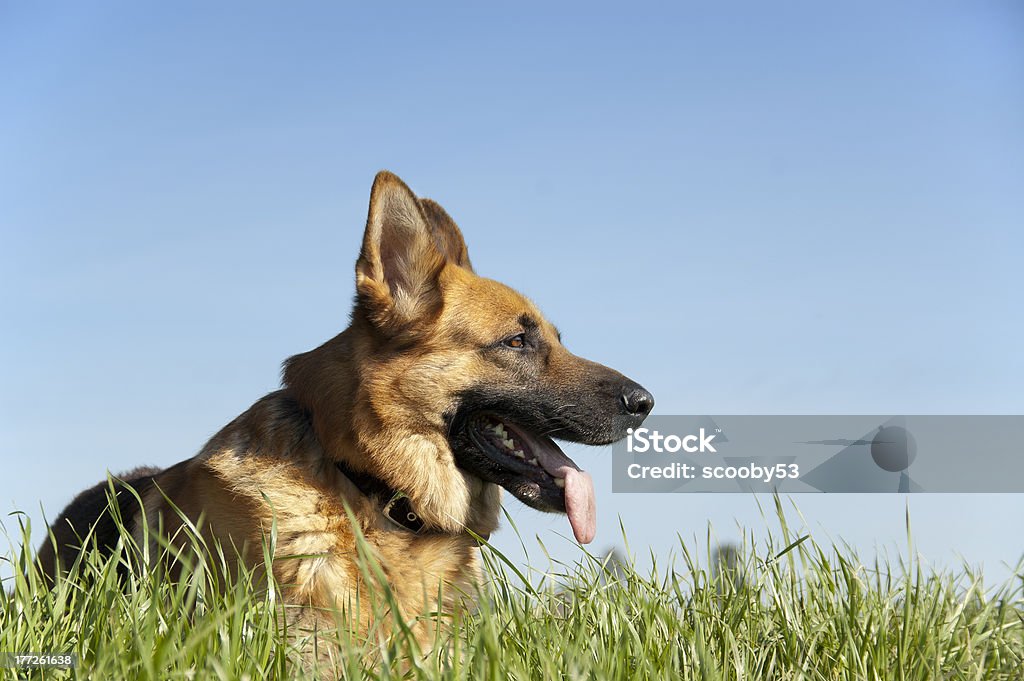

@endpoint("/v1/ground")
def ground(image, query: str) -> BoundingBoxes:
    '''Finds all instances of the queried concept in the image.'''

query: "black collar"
[334,459,426,533]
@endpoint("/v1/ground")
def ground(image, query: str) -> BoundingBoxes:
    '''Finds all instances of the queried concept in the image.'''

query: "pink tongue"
[563,468,596,544]
[529,437,596,544]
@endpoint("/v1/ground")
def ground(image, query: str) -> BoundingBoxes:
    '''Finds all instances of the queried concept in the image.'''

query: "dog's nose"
[621,383,655,416]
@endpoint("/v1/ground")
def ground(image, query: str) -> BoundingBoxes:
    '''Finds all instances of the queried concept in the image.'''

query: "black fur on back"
[40,466,162,579]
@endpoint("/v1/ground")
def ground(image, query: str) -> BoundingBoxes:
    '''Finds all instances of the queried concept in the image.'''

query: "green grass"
[2,497,1022,680]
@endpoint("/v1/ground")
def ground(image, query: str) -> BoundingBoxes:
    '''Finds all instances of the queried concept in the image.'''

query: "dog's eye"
[503,334,526,349]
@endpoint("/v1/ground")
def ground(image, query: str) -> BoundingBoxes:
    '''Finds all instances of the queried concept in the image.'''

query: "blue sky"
[2,3,1022,580]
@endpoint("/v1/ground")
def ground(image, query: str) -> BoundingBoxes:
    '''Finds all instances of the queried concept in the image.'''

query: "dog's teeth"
[493,424,506,436]
[554,478,566,488]
[503,438,515,449]
[528,458,539,466]
[513,449,525,459]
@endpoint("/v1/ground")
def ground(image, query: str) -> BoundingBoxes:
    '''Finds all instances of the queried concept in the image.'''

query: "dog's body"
[38,172,653,649]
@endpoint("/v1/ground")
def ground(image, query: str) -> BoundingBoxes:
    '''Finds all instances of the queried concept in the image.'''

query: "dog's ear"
[419,198,473,272]
[356,171,446,329]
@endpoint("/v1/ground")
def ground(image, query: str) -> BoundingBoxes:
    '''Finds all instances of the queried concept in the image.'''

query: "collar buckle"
[381,492,425,533]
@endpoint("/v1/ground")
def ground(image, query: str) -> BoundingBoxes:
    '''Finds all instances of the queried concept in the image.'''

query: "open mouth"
[466,413,596,544]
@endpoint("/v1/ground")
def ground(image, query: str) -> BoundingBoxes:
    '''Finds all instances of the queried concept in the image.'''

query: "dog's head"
[290,172,652,543]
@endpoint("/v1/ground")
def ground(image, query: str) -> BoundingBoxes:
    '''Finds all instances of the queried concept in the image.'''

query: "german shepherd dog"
[38,171,654,650]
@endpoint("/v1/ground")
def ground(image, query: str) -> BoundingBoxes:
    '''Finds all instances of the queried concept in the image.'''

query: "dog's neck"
[281,323,502,538]
[331,457,426,533]
[282,323,369,462]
